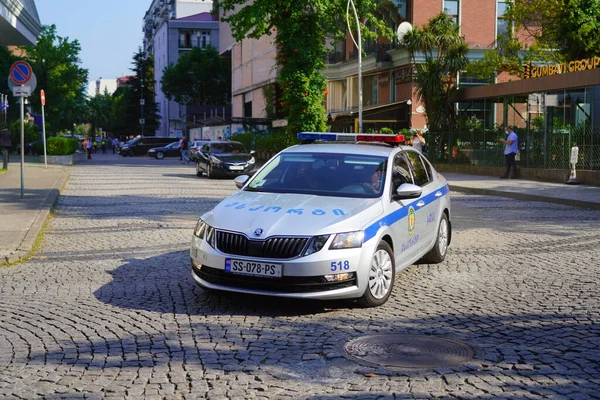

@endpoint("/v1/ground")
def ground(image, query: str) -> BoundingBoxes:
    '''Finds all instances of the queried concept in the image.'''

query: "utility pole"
[140,62,145,136]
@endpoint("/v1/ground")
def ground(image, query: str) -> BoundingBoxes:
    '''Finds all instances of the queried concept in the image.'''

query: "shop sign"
[524,56,600,79]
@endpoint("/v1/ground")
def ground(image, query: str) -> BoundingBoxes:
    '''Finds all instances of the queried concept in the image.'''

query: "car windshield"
[211,143,246,154]
[166,142,179,148]
[245,152,387,198]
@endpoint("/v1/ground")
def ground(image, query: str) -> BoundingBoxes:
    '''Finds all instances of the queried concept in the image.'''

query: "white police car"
[191,132,451,307]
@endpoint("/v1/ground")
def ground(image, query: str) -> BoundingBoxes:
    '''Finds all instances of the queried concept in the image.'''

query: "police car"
[190,132,451,307]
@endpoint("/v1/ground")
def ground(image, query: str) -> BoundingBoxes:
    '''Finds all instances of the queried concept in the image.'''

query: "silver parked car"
[190,132,451,307]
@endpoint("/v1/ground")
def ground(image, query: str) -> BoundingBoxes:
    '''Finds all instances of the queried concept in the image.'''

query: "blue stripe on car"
[363,184,449,243]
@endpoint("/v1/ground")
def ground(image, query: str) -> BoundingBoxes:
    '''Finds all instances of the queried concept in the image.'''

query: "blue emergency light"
[297,132,405,144]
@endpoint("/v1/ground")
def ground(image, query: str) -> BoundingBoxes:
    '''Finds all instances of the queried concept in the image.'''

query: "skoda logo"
[254,228,263,237]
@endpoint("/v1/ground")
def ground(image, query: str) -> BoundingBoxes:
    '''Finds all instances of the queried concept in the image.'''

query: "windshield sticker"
[223,201,345,216]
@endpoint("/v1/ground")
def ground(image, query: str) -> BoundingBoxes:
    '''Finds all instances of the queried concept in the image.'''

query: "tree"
[505,0,600,62]
[19,25,89,132]
[87,90,112,136]
[161,46,231,106]
[398,13,469,132]
[126,51,160,136]
[0,46,19,123]
[215,0,394,134]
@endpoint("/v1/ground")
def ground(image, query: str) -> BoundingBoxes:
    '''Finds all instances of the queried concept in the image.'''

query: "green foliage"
[47,137,78,156]
[505,0,600,62]
[255,132,299,153]
[379,127,394,135]
[230,132,255,151]
[215,0,394,134]
[9,121,40,147]
[398,13,469,132]
[19,25,89,131]
[161,46,231,106]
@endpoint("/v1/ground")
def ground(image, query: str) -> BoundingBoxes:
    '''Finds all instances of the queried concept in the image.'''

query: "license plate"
[228,165,244,171]
[225,258,282,278]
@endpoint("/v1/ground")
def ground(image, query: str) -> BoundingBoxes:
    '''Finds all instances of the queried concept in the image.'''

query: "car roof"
[282,142,413,157]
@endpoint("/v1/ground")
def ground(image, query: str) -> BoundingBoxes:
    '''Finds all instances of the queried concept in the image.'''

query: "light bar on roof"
[297,132,405,144]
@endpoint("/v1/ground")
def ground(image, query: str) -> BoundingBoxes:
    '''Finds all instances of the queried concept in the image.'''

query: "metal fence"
[422,126,600,170]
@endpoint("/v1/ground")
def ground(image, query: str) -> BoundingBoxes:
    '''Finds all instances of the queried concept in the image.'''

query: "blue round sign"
[10,61,33,85]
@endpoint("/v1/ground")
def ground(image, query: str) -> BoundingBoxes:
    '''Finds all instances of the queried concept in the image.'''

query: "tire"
[128,149,135,157]
[423,213,449,264]
[358,241,395,307]
[156,151,164,160]
[207,163,214,179]
[196,162,203,177]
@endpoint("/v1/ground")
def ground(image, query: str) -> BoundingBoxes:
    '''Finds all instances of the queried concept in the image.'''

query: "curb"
[2,167,71,265]
[449,184,600,210]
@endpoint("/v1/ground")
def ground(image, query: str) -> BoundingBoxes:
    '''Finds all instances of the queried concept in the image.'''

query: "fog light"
[324,272,354,282]
[191,259,203,270]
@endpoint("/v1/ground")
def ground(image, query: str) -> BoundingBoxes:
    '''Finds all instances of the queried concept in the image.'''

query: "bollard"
[565,145,581,185]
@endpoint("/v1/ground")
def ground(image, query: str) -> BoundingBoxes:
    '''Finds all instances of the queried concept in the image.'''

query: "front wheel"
[155,151,164,160]
[358,241,395,307]
[196,162,203,177]
[128,149,135,157]
[207,163,214,179]
[423,213,449,263]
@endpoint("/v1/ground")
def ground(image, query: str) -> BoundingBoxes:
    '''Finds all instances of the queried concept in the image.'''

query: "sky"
[35,0,150,84]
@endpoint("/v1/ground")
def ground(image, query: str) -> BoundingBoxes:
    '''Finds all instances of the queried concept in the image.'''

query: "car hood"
[202,191,383,237]
[212,153,253,163]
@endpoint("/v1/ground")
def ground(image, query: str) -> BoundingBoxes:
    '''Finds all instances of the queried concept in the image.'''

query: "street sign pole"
[41,89,47,168]
[20,94,24,198]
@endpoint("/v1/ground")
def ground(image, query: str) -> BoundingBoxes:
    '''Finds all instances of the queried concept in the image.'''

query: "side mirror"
[395,183,422,199]
[234,175,250,189]
[250,150,256,156]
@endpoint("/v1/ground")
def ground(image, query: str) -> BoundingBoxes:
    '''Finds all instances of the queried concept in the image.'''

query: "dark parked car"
[119,137,179,156]
[147,142,181,159]
[195,141,256,179]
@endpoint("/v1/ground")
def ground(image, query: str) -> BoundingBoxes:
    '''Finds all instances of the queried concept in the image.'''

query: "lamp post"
[346,0,362,133]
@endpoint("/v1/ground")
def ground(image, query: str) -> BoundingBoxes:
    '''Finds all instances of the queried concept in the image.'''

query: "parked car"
[147,142,182,159]
[119,137,179,156]
[190,132,451,307]
[195,141,256,178]
[187,140,209,162]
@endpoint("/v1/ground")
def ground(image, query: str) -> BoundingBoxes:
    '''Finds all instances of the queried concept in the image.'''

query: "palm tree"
[399,13,469,133]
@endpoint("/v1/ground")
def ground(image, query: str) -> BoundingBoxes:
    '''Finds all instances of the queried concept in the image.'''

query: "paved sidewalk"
[1,160,599,265]
[0,161,69,264]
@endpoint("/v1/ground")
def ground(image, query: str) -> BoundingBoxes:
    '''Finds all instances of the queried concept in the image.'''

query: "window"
[392,153,414,193]
[444,0,459,24]
[497,1,509,38]
[180,31,191,48]
[405,152,431,186]
[199,31,211,49]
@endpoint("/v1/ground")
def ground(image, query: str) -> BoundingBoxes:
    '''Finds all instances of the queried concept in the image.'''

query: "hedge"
[47,137,79,156]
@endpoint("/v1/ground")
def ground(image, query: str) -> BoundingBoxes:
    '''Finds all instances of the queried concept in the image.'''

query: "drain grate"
[344,334,475,369]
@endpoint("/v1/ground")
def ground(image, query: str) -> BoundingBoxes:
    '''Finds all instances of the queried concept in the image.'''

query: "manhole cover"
[344,334,475,369]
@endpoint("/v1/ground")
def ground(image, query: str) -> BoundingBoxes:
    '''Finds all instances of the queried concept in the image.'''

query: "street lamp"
[346,0,362,133]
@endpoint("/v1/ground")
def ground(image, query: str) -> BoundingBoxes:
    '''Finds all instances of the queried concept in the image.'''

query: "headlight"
[210,155,222,165]
[248,157,256,165]
[304,234,330,256]
[205,225,217,248]
[148,149,155,152]
[330,231,364,249]
[194,219,207,238]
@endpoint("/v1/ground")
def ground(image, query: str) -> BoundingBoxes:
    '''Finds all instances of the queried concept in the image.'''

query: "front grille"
[216,231,308,259]
[192,265,357,293]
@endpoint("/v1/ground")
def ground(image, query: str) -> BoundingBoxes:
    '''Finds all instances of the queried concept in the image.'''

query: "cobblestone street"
[1,157,599,399]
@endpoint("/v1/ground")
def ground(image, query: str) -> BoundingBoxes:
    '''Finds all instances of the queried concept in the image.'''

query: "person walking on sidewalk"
[86,137,93,159]
[499,125,518,179]
[179,136,189,164]
[101,138,107,154]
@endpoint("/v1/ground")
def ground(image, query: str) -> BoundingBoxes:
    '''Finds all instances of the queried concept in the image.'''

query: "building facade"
[0,0,41,46]
[143,0,218,137]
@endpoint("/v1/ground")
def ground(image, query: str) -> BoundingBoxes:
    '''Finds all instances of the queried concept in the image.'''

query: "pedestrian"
[499,125,518,179]
[179,136,189,164]
[111,138,117,154]
[101,138,107,154]
[412,130,426,153]
[92,139,98,153]
[86,137,93,159]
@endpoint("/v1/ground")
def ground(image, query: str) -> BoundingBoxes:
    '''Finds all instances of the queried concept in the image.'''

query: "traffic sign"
[41,89,46,106]
[10,61,33,85]
[11,86,32,97]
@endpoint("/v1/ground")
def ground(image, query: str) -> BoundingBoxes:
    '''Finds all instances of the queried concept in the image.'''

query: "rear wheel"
[358,241,395,307]
[423,213,449,263]
[156,151,164,160]
[196,162,203,177]
[128,149,135,157]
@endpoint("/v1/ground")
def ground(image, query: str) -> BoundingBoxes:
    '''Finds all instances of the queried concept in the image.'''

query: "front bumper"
[213,163,255,176]
[190,235,375,300]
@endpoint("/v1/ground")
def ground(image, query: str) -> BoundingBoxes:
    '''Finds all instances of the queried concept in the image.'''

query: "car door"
[387,152,425,264]
[198,143,210,171]
[404,150,438,253]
